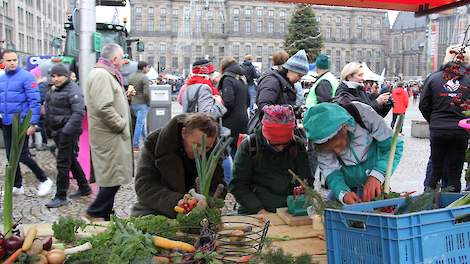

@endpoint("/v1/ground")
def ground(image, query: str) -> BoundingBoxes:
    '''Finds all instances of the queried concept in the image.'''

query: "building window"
[345,51,351,63]
[325,27,331,39]
[196,9,202,17]
[208,21,213,33]
[245,45,251,55]
[393,37,399,53]
[148,56,155,66]
[245,21,251,33]
[160,43,167,54]
[245,8,251,16]
[135,19,142,31]
[326,16,331,24]
[172,19,178,32]
[256,46,263,57]
[357,17,362,26]
[335,28,341,40]
[280,10,286,17]
[148,7,154,17]
[336,16,341,25]
[172,8,178,16]
[196,21,201,32]
[184,20,190,34]
[233,20,239,32]
[268,10,274,17]
[207,46,214,56]
[233,8,239,16]
[219,46,225,56]
[160,19,166,31]
[257,21,263,33]
[357,50,363,60]
[148,20,154,31]
[195,45,202,53]
[280,22,285,33]
[257,8,263,16]
[160,56,166,69]
[172,57,178,69]
[356,27,362,39]
[136,7,142,16]
[160,7,166,16]
[268,22,273,33]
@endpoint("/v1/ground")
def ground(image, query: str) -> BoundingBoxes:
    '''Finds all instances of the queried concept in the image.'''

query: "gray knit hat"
[283,50,309,75]
[50,63,70,77]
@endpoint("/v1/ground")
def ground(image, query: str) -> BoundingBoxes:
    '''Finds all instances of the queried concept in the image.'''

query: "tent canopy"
[273,0,470,16]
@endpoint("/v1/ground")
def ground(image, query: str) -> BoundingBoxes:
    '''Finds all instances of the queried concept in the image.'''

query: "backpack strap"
[258,70,291,105]
[341,103,368,131]
[185,84,203,113]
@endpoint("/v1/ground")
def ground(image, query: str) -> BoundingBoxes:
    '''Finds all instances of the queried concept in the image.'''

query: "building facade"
[130,0,389,76]
[387,12,426,79]
[0,0,68,60]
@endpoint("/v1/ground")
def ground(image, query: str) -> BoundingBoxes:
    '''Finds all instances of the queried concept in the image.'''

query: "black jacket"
[131,114,225,218]
[419,68,470,135]
[45,80,85,137]
[241,61,259,85]
[256,68,297,110]
[334,81,391,117]
[316,79,334,103]
[219,62,249,146]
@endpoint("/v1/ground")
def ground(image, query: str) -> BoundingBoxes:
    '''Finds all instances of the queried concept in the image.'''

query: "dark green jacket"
[230,129,311,214]
[131,114,225,218]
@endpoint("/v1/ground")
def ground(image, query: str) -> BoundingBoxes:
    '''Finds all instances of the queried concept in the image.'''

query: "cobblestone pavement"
[0,101,449,224]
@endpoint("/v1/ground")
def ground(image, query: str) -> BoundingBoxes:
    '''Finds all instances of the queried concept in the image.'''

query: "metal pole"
[79,0,96,97]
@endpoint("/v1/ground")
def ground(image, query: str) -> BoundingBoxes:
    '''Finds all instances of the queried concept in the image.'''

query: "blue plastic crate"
[324,193,470,264]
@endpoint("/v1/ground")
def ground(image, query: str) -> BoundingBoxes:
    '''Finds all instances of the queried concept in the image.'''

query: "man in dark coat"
[219,59,249,157]
[131,113,226,218]
[44,64,90,208]
[241,55,259,112]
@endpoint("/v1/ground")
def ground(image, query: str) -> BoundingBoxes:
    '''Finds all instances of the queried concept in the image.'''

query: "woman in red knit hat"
[231,105,311,215]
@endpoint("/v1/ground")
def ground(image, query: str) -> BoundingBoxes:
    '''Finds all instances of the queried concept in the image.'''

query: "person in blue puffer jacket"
[0,50,52,196]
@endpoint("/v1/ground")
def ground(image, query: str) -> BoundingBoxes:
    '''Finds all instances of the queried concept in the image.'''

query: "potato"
[27,239,44,256]
[228,230,245,242]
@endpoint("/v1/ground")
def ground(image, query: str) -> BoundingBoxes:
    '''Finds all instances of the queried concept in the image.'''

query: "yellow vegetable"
[153,236,196,252]
[174,206,185,214]
[22,225,38,251]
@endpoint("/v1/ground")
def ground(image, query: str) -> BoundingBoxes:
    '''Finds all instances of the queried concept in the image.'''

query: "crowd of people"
[0,41,468,220]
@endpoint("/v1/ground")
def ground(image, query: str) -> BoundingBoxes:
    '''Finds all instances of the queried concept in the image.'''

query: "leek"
[3,112,32,238]
[384,114,404,194]
[446,193,470,208]
[192,134,232,199]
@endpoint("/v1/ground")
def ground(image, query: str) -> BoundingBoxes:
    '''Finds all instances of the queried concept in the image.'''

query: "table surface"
[25,211,327,263]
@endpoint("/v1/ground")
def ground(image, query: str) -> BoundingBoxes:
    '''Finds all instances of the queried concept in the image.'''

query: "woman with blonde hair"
[334,62,392,117]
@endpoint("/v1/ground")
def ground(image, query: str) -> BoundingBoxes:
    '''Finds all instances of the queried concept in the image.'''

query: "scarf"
[185,75,220,97]
[95,57,124,86]
[343,81,363,89]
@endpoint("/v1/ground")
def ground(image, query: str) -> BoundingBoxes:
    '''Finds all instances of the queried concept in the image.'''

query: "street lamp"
[418,43,424,77]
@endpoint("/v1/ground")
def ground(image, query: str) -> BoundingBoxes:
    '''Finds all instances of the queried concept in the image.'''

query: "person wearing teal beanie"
[303,102,404,204]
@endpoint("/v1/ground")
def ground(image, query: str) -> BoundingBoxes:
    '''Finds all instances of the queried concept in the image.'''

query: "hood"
[225,62,245,76]
[303,103,355,144]
[154,114,185,158]
[242,61,253,67]
[393,87,406,95]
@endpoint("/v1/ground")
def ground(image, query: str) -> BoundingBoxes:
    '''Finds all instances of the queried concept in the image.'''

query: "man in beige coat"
[84,43,133,221]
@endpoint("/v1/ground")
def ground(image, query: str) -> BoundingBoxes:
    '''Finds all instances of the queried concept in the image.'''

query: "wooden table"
[27,212,327,263]
[221,213,327,264]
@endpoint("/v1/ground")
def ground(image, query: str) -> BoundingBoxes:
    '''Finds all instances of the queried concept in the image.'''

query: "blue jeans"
[223,155,233,187]
[248,84,256,112]
[131,104,149,148]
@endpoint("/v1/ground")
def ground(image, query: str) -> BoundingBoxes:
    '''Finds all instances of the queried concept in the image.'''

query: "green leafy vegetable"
[52,217,87,242]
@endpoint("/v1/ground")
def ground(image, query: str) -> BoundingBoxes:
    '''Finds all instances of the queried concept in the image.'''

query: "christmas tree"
[284,4,323,62]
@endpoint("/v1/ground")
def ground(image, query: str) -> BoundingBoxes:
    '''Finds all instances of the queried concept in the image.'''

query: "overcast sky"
[97,6,400,29]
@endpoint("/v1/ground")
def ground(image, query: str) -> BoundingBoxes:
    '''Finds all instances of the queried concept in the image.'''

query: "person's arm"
[220,78,236,111]
[24,74,41,124]
[353,102,403,183]
[318,151,350,202]
[62,85,85,135]
[134,135,184,218]
[256,75,280,109]
[230,138,264,213]
[197,85,227,118]
[315,80,333,104]
[419,76,433,122]
[88,73,126,133]
[142,75,150,105]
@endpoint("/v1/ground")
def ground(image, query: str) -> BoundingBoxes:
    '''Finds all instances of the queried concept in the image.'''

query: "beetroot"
[4,235,23,252]
[42,236,53,250]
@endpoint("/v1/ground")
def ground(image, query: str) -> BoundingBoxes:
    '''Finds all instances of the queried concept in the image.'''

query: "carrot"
[3,248,24,264]
[153,236,195,252]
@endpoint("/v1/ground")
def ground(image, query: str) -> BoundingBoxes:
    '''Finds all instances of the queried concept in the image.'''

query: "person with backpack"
[256,50,309,110]
[305,54,339,108]
[334,62,392,117]
[241,55,259,112]
[179,59,226,118]
[231,105,311,215]
[303,102,404,204]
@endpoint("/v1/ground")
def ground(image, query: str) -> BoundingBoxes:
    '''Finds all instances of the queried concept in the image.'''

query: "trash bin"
[147,84,172,133]
[411,120,430,138]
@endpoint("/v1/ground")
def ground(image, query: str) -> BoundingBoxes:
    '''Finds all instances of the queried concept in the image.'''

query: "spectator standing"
[419,45,470,193]
[391,82,409,134]
[44,64,91,208]
[241,55,259,112]
[0,50,52,196]
[84,44,133,221]
[128,61,151,152]
[30,67,48,151]
[306,54,339,108]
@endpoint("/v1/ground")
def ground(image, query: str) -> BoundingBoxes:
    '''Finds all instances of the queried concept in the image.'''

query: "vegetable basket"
[324,193,470,264]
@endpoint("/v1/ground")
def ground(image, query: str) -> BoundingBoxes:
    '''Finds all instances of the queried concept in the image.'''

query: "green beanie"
[315,54,330,70]
[303,103,354,144]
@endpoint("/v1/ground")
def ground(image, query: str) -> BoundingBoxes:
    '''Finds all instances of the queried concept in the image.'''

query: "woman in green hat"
[303,102,404,204]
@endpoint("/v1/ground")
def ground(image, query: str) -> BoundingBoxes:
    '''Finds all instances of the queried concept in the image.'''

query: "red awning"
[273,0,470,16]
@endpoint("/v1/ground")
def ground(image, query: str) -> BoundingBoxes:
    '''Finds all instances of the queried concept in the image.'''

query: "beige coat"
[86,67,133,187]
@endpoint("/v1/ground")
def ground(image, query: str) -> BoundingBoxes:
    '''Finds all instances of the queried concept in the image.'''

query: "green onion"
[447,193,470,208]
[3,112,32,238]
[192,135,232,199]
[384,114,404,194]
